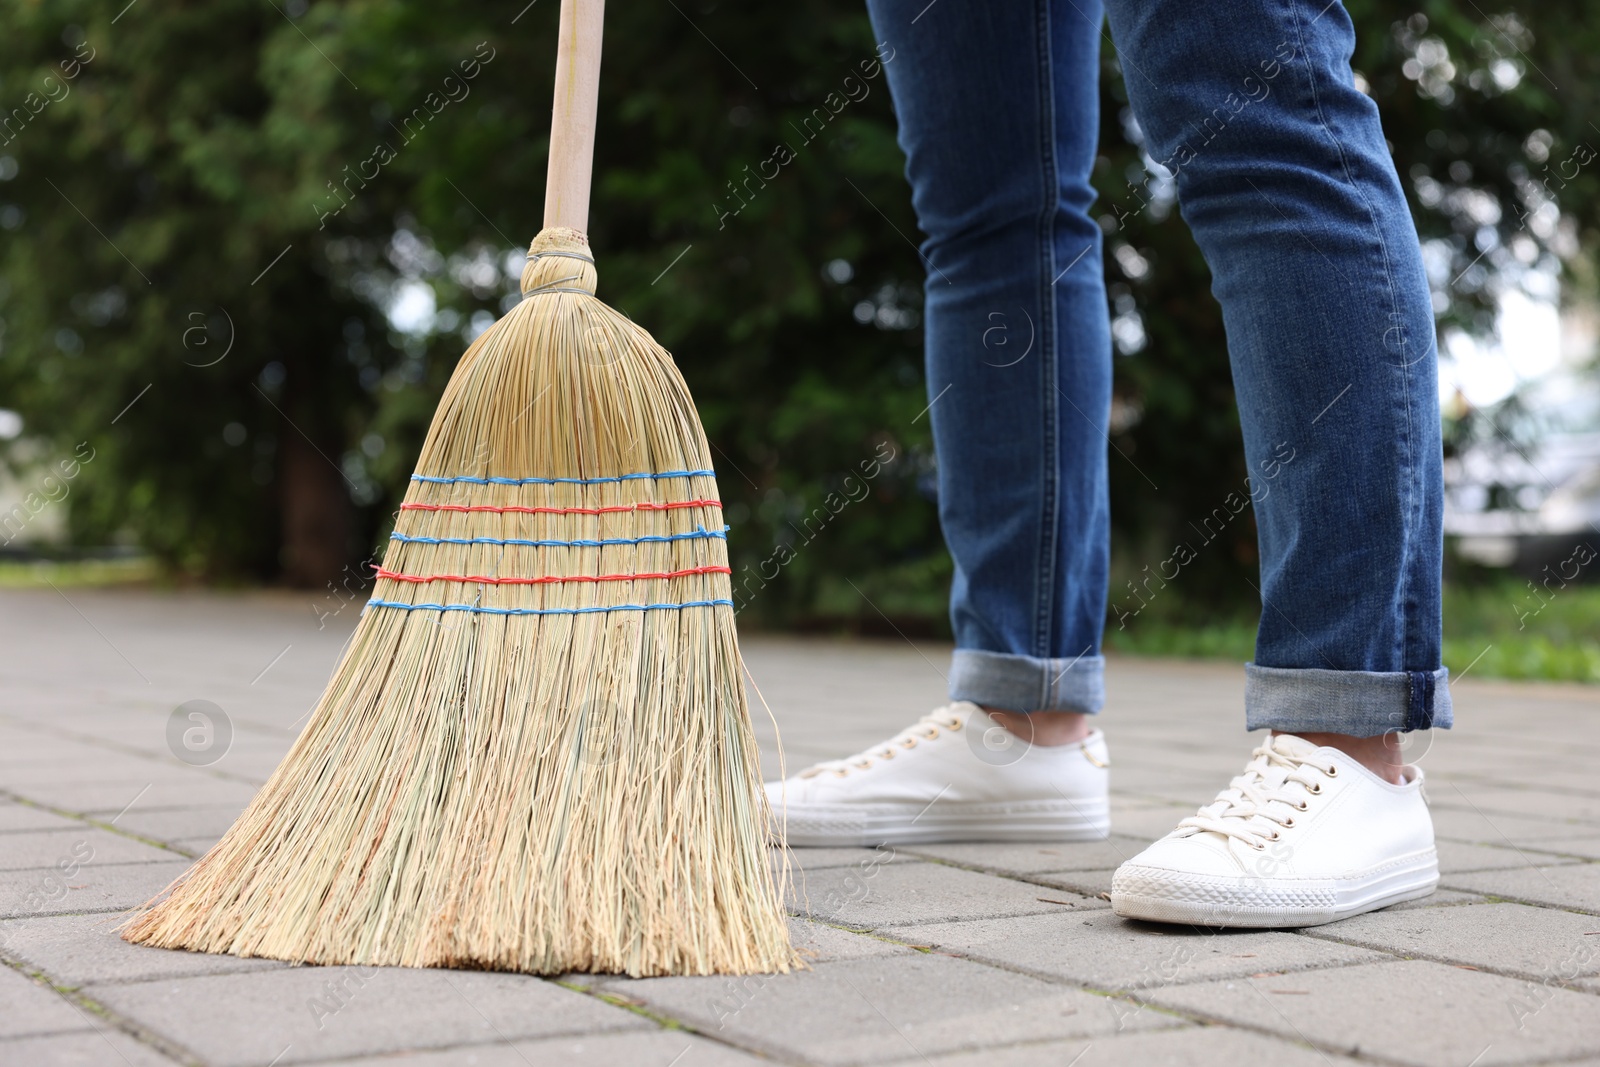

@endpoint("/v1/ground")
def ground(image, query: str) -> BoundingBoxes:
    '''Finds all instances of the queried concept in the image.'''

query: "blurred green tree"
[1096,0,1600,620]
[0,1,399,584]
[0,0,1594,623]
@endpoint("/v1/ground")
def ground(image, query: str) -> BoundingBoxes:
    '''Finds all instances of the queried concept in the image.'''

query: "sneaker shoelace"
[1175,741,1338,850]
[798,706,965,778]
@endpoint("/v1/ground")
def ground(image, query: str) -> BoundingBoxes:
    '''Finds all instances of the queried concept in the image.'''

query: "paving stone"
[0,762,189,786]
[0,747,107,771]
[1032,868,1117,899]
[0,861,192,919]
[0,804,83,834]
[85,967,649,1067]
[602,952,1181,1066]
[1305,902,1600,981]
[1107,773,1229,808]
[4,594,1596,1067]
[1381,889,1487,911]
[201,766,280,790]
[1111,739,1241,762]
[788,919,912,963]
[781,845,914,919]
[1141,959,1600,1067]
[1520,837,1600,862]
[324,1029,771,1065]
[1429,806,1595,844]
[0,829,181,871]
[900,836,1150,875]
[922,1024,1364,1066]
[1432,787,1600,825]
[108,806,246,846]
[0,963,92,1039]
[169,837,221,857]
[1102,803,1190,841]
[892,908,1385,991]
[1106,788,1222,814]
[1510,774,1600,798]
[0,913,286,986]
[787,860,1094,928]
[1111,795,1211,812]
[16,779,261,816]
[1445,864,1600,913]
[0,1027,184,1066]
[1436,839,1582,874]
[771,845,895,872]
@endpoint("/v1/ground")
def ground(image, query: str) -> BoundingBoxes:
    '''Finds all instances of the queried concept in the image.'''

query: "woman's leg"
[867,0,1111,716]
[758,0,1116,849]
[1102,0,1449,736]
[1105,0,1447,926]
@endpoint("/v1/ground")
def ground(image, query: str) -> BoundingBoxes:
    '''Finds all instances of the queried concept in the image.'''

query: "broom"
[121,0,797,977]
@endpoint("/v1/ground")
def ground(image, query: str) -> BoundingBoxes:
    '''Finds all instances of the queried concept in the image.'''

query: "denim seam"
[1405,671,1435,731]
[1032,0,1061,663]
[1288,3,1405,376]
[1289,0,1422,694]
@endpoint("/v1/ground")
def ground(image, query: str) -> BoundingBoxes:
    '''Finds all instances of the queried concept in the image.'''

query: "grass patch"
[1104,580,1600,684]
[0,556,158,588]
[1104,615,1257,663]
[1439,580,1600,683]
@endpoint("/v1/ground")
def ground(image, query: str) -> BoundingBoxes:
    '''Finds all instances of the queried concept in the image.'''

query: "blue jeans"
[864,0,1450,735]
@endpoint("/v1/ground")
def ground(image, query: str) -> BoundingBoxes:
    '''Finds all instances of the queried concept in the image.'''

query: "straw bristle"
[120,227,799,977]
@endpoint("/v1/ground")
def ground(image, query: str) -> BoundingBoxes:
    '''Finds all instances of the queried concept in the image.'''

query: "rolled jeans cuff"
[1244,664,1452,735]
[949,648,1106,714]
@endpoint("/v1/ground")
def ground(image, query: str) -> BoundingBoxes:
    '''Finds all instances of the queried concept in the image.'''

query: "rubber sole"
[772,796,1110,848]
[1109,847,1440,928]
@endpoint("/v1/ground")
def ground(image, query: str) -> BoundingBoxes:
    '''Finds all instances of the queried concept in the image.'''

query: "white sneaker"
[1110,733,1438,927]
[764,702,1109,847]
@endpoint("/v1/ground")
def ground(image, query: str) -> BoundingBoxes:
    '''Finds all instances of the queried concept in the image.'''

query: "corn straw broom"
[120,0,798,977]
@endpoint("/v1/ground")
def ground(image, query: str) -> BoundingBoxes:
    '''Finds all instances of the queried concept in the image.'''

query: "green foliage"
[0,0,1595,646]
[0,1,391,581]
[1097,1,1600,608]
[1439,578,1600,682]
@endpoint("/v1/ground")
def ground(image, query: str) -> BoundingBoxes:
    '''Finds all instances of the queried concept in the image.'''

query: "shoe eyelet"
[1269,830,1280,841]
[923,729,940,740]
[1251,840,1266,850]
[948,720,963,731]
[854,760,872,770]
[1297,800,1309,811]
[902,738,917,749]
[833,769,849,778]
[1308,783,1322,794]
[1326,765,1339,777]
[1282,817,1295,828]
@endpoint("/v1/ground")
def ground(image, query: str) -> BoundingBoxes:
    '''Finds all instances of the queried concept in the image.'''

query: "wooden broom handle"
[543,0,605,232]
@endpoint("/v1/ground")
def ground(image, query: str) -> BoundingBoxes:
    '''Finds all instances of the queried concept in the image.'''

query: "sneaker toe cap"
[1120,832,1250,880]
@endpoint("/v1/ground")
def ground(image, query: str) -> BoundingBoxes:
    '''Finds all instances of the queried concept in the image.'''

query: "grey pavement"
[0,587,1598,1066]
